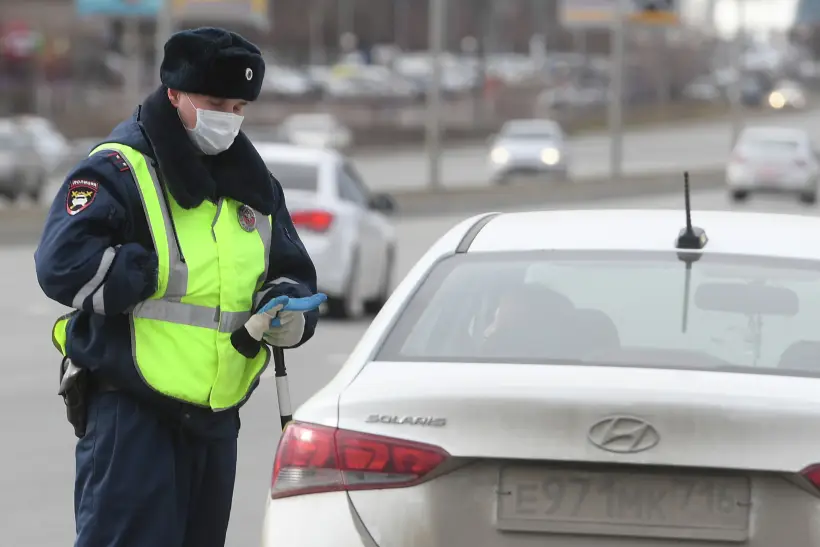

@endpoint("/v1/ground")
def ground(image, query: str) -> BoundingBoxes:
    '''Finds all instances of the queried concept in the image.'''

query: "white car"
[488,119,570,184]
[263,207,820,546]
[278,113,353,151]
[256,143,396,319]
[767,80,807,110]
[726,126,820,204]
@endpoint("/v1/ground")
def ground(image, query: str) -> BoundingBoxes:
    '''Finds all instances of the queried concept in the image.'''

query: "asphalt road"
[351,107,820,191]
[2,188,818,546]
[26,106,818,210]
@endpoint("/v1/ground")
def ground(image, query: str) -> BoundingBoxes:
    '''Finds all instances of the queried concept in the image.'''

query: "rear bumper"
[261,493,370,547]
[726,168,817,193]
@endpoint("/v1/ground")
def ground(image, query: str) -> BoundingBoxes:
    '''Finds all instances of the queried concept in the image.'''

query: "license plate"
[496,466,750,541]
[757,168,779,181]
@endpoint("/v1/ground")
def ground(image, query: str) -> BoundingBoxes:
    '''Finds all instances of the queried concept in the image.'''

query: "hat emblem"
[245,68,253,81]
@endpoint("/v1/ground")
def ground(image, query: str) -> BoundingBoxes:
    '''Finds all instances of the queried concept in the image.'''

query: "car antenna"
[676,171,707,333]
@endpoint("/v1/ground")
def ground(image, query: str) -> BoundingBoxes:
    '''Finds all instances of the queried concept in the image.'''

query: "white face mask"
[183,94,244,155]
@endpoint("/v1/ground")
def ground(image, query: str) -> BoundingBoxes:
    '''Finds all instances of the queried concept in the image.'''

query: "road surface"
[350,107,820,191]
[2,190,818,546]
[32,107,820,209]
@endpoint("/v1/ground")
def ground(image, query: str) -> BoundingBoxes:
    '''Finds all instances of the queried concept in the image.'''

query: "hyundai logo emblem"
[588,415,660,454]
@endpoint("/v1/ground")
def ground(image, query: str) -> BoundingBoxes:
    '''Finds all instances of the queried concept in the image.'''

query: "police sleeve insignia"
[106,152,130,172]
[66,180,99,216]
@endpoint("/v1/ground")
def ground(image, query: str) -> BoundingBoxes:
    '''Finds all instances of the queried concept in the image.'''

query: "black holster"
[58,357,89,438]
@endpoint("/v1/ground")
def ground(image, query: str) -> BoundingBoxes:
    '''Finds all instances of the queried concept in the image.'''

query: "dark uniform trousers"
[74,391,237,547]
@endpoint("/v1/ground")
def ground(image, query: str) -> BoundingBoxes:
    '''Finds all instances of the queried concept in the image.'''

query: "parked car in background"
[0,119,47,201]
[277,113,353,151]
[14,115,70,174]
[767,80,807,111]
[487,118,570,184]
[726,126,819,204]
[255,142,396,319]
[740,76,767,107]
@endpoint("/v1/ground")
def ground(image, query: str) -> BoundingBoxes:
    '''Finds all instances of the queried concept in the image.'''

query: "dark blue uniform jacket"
[34,87,319,438]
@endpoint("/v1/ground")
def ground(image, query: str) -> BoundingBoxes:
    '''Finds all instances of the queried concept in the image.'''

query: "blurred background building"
[0,0,816,164]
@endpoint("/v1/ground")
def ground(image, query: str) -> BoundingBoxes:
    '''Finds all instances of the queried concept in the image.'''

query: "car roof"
[739,126,808,141]
[283,112,337,123]
[253,142,341,165]
[462,209,820,261]
[502,118,560,130]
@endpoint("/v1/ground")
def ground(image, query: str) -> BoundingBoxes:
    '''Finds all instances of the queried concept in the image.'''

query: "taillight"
[271,421,450,499]
[290,210,333,232]
[801,464,820,489]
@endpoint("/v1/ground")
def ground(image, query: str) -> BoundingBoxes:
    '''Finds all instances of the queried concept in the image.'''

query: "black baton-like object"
[272,347,291,430]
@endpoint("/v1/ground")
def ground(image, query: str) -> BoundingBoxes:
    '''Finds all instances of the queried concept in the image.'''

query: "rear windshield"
[376,251,820,376]
[267,161,319,192]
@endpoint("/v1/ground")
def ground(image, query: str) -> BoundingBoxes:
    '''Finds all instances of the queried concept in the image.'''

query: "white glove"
[262,309,305,348]
[245,294,326,349]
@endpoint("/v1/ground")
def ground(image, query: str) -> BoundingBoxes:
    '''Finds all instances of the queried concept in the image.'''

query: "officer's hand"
[260,294,326,348]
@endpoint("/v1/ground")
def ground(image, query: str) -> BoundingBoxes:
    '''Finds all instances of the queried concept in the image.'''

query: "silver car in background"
[278,113,353,151]
[726,126,819,204]
[255,142,397,319]
[488,119,570,184]
[0,119,47,201]
[767,80,807,111]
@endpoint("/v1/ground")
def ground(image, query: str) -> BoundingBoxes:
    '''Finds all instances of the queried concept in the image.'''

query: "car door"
[336,161,382,298]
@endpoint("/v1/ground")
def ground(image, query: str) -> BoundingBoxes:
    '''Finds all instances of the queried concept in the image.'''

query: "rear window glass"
[267,162,319,192]
[376,251,820,376]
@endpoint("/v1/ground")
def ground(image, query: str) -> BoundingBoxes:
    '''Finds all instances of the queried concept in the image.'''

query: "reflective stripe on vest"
[52,143,273,410]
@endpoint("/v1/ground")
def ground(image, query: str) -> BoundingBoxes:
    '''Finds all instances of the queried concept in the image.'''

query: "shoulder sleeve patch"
[105,152,130,172]
[66,179,99,216]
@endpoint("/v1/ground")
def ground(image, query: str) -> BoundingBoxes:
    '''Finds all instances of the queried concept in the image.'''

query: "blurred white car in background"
[488,118,570,184]
[726,126,819,204]
[0,118,48,201]
[256,143,396,319]
[14,115,70,174]
[262,66,319,99]
[277,113,353,151]
[767,80,807,110]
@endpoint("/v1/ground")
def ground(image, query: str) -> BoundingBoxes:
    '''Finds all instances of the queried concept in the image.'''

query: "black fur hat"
[160,27,265,101]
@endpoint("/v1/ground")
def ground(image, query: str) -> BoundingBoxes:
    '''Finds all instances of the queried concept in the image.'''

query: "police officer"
[34,27,323,547]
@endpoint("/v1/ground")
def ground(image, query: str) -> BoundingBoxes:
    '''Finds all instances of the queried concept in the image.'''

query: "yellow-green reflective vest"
[52,143,273,410]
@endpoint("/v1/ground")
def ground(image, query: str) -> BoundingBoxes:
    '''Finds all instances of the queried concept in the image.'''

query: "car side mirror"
[368,193,396,214]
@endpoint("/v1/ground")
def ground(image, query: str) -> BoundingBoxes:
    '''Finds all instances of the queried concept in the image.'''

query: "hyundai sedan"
[262,208,820,546]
